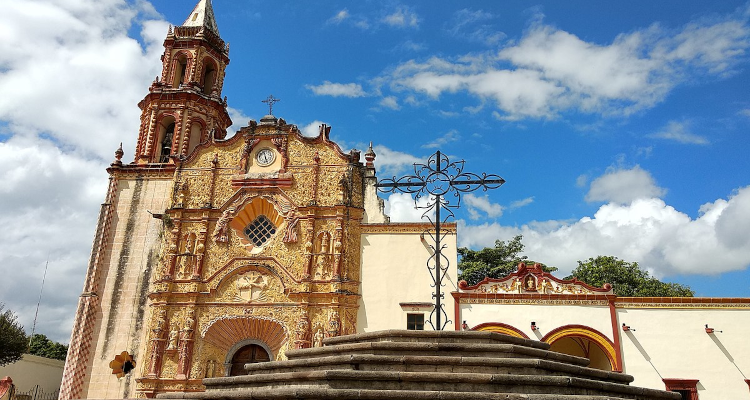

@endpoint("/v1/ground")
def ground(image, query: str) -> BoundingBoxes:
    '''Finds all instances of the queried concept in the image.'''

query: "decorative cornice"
[458,262,613,295]
[361,222,457,234]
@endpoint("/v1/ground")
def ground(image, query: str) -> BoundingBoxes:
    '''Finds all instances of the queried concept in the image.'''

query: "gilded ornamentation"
[234,271,269,302]
[327,310,340,338]
[313,328,324,348]
[294,313,312,349]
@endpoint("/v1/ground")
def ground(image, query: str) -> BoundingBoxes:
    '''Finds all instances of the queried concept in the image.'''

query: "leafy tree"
[458,235,557,285]
[567,256,694,297]
[0,303,27,366]
[28,334,68,361]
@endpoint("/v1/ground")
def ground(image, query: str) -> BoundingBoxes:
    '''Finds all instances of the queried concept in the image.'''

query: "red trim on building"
[541,324,619,372]
[663,379,699,400]
[458,262,612,293]
[608,296,624,372]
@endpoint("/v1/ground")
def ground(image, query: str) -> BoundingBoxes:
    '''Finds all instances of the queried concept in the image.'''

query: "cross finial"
[262,95,280,115]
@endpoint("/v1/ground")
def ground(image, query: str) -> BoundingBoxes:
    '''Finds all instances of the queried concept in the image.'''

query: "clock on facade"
[255,148,275,166]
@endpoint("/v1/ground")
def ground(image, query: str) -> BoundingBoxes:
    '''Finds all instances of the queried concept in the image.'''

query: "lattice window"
[244,215,276,247]
[407,313,424,330]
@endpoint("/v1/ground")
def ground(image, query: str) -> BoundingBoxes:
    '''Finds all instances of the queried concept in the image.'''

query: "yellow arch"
[542,324,618,371]
[472,322,529,339]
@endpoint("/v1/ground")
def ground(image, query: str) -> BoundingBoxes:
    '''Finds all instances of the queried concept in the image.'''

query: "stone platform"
[158,330,680,400]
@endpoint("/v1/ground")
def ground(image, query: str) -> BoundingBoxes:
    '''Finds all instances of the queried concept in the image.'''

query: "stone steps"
[156,330,680,400]
[201,370,675,399]
[244,354,632,384]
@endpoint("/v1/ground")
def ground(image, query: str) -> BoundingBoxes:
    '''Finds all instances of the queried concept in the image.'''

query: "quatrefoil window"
[244,215,277,247]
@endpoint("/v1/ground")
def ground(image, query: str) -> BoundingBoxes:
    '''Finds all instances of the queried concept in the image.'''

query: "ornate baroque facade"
[59,1,457,398]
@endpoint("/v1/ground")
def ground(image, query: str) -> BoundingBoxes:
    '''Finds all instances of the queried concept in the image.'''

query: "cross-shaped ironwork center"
[376,150,505,330]
[261,95,280,115]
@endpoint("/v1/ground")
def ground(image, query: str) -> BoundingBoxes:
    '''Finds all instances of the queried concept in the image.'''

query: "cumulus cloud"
[380,8,750,120]
[459,185,750,277]
[648,120,709,144]
[300,120,328,138]
[586,166,667,204]
[306,81,366,97]
[464,193,504,220]
[379,96,400,110]
[383,7,420,28]
[0,0,168,343]
[371,145,422,177]
[383,193,431,222]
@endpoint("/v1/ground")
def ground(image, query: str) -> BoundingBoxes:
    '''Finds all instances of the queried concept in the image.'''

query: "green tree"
[0,303,27,366]
[567,256,694,297]
[458,235,556,285]
[28,334,68,361]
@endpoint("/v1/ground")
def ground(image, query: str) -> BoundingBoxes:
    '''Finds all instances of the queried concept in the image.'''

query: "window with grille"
[243,215,277,247]
[406,314,424,330]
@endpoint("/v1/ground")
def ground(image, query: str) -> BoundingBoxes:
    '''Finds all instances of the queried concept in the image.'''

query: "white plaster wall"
[460,303,614,342]
[616,307,750,400]
[0,354,63,394]
[359,230,457,331]
[85,177,171,399]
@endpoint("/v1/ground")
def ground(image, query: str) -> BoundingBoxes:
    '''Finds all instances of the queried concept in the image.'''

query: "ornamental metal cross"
[262,95,280,115]
[376,150,505,330]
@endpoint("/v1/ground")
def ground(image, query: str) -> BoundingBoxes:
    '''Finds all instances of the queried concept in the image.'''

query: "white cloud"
[464,193,504,220]
[459,185,750,277]
[586,166,667,204]
[510,197,534,209]
[371,145,421,177]
[328,9,349,25]
[306,81,366,97]
[422,129,460,149]
[649,120,709,144]
[383,7,419,28]
[300,120,328,138]
[379,96,400,110]
[383,193,432,222]
[227,107,254,137]
[445,9,504,46]
[739,109,750,118]
[394,40,426,52]
[0,0,168,343]
[0,136,108,343]
[380,9,750,120]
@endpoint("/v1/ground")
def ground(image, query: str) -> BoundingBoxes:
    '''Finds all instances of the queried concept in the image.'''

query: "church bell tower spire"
[133,0,232,164]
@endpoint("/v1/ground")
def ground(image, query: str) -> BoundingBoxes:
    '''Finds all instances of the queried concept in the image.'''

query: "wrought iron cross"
[262,95,280,115]
[376,150,505,330]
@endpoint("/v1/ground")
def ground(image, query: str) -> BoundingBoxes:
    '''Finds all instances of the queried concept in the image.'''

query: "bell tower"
[134,0,232,164]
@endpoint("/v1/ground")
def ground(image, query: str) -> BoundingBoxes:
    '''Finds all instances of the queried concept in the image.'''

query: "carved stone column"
[175,310,196,380]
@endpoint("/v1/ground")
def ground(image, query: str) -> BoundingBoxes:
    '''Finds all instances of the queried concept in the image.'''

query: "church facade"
[59,1,454,398]
[60,2,749,400]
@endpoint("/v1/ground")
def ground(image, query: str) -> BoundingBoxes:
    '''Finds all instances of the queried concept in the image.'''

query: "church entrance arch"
[225,339,272,376]
[541,325,618,371]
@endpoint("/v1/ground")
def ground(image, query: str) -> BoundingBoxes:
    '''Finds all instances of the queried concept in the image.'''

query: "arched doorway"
[228,342,271,376]
[541,325,619,372]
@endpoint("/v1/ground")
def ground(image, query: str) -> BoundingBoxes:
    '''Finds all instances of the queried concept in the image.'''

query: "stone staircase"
[159,330,680,400]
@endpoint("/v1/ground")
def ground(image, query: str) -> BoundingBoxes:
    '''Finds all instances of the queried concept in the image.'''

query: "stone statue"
[167,324,178,350]
[314,328,324,348]
[213,208,233,243]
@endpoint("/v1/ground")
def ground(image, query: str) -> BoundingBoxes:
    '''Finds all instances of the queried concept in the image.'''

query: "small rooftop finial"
[112,143,124,167]
[182,0,220,35]
[365,142,376,168]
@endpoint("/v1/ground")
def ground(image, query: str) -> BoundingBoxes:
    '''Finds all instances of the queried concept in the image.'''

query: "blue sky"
[0,0,748,342]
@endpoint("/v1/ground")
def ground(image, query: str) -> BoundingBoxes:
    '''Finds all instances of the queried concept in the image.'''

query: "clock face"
[256,148,275,166]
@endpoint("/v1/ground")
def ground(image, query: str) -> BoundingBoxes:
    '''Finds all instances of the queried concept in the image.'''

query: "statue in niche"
[524,274,537,291]
[166,324,179,351]
[327,310,341,338]
[314,232,332,280]
[213,207,233,243]
[178,234,196,278]
[313,328,324,348]
[235,272,269,302]
[205,359,216,378]
[177,181,188,208]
